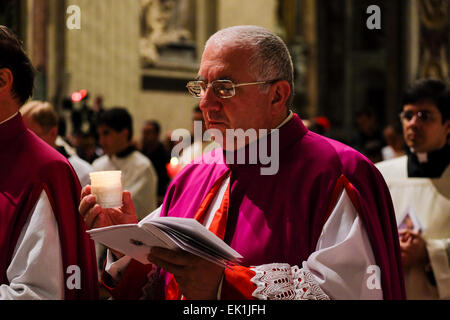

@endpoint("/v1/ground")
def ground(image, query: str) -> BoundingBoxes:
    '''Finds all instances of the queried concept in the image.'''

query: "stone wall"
[59,0,278,142]
[65,0,140,109]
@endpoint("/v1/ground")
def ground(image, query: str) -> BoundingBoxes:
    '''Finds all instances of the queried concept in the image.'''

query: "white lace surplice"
[251,189,383,300]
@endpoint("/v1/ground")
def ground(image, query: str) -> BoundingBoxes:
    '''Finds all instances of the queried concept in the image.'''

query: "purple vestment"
[106,113,405,300]
[158,113,405,299]
[0,114,99,300]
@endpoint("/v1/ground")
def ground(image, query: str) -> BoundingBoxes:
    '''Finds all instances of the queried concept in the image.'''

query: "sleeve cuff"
[104,250,132,282]
[220,266,258,300]
[101,256,155,300]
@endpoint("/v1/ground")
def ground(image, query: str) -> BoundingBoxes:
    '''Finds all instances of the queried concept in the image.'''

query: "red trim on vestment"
[221,266,257,300]
[207,180,230,241]
[100,169,230,300]
[165,169,231,300]
[193,169,231,224]
[322,174,362,226]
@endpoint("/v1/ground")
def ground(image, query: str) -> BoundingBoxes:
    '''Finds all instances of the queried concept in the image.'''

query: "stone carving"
[418,0,449,80]
[140,0,195,66]
[419,0,448,30]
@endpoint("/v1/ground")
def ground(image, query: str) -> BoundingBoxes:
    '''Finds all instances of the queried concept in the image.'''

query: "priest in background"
[0,25,98,299]
[377,79,449,299]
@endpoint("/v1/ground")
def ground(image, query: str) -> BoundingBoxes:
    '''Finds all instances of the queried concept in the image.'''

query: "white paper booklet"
[87,216,243,267]
[397,206,424,233]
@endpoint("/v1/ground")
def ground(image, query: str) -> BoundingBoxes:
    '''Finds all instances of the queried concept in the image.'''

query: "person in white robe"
[93,107,158,219]
[377,78,450,299]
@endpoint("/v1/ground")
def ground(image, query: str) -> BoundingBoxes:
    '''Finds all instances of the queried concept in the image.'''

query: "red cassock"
[0,114,99,300]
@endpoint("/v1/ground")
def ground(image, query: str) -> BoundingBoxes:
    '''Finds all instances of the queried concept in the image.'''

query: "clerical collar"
[415,152,428,163]
[407,144,450,178]
[0,112,18,125]
[115,145,136,158]
[276,110,293,129]
[223,112,307,170]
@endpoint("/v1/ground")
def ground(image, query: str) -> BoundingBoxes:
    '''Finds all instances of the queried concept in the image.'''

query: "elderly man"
[80,26,404,300]
[0,25,98,299]
[376,79,449,299]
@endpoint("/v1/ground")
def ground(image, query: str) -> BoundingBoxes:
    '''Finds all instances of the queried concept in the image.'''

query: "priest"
[377,79,449,299]
[0,25,98,299]
[80,25,405,300]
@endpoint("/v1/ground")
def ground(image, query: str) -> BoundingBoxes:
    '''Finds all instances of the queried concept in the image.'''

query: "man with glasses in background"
[377,79,449,299]
[80,25,404,300]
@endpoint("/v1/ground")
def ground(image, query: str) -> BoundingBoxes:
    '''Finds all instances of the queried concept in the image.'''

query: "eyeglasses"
[399,110,437,123]
[186,79,278,99]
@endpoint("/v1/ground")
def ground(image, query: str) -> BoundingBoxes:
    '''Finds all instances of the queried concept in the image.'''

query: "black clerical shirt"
[407,144,450,178]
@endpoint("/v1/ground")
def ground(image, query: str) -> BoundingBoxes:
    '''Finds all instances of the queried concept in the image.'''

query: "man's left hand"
[148,247,224,300]
[399,229,429,269]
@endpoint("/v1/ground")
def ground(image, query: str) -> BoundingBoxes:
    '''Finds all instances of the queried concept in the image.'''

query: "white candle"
[89,171,123,208]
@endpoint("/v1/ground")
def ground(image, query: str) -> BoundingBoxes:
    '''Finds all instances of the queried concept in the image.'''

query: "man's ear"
[0,68,13,95]
[269,80,291,115]
[120,128,131,142]
[48,126,59,143]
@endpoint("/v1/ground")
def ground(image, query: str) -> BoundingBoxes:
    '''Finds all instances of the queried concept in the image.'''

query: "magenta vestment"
[0,114,98,299]
[106,113,405,300]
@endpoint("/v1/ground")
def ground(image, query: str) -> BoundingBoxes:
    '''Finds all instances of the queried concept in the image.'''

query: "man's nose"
[199,87,221,111]
[407,114,421,126]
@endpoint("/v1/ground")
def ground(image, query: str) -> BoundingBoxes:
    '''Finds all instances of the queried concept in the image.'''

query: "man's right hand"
[79,185,139,260]
[79,185,139,230]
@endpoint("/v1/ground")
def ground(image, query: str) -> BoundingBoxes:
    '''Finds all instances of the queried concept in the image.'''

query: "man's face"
[197,43,274,148]
[97,124,129,156]
[142,123,159,146]
[356,114,376,135]
[401,101,449,153]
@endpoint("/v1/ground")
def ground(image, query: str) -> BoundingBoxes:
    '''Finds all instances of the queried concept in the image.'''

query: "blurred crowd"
[49,91,410,186]
[303,109,406,164]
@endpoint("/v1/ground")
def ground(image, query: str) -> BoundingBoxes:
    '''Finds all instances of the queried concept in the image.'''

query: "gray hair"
[205,25,295,106]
